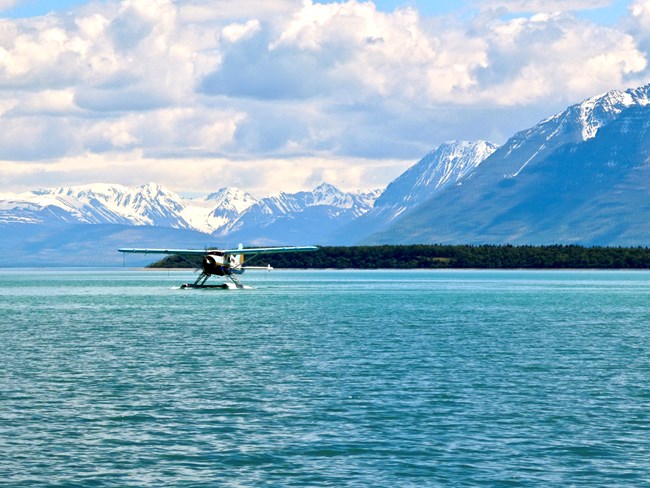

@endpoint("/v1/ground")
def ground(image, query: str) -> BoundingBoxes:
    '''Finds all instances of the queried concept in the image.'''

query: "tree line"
[148,244,650,269]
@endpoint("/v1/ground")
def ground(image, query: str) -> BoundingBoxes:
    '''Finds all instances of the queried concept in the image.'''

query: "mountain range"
[2,83,650,265]
[0,182,378,238]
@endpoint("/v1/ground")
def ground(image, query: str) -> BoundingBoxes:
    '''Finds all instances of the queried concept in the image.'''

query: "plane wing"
[222,246,318,256]
[118,246,318,256]
[118,248,210,255]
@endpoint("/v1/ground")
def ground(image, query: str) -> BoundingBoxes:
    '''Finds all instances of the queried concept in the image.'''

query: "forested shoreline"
[148,244,650,269]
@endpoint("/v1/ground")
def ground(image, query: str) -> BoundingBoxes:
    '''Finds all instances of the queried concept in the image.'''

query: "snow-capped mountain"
[327,141,498,244]
[367,84,650,246]
[1,183,191,228]
[487,85,650,180]
[224,182,378,226]
[374,141,499,209]
[215,183,381,245]
[110,183,191,228]
[182,187,257,234]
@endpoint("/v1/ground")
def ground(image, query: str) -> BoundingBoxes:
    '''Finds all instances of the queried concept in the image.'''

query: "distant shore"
[146,244,650,270]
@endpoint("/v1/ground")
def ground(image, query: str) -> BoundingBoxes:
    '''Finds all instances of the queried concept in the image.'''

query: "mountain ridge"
[0,181,383,246]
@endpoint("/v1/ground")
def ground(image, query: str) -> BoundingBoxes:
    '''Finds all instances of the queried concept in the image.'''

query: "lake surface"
[1,269,650,486]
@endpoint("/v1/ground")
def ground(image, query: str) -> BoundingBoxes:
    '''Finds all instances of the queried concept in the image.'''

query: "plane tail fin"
[235,243,244,269]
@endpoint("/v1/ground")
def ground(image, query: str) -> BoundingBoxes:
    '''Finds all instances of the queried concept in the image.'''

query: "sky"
[1,0,650,198]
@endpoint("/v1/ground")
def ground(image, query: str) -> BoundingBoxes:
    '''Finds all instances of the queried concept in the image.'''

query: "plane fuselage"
[202,251,244,276]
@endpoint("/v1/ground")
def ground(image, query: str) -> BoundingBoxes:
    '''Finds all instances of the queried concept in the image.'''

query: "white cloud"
[479,0,612,13]
[177,0,299,23]
[17,89,78,114]
[0,151,406,197]
[0,0,649,197]
[222,20,261,43]
[471,11,647,104]
[0,0,18,12]
[263,2,647,105]
[628,0,650,38]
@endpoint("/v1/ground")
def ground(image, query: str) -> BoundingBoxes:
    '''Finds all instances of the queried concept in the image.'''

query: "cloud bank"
[0,0,649,196]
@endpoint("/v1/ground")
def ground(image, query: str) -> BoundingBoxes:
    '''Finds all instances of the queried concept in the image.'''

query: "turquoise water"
[1,269,650,486]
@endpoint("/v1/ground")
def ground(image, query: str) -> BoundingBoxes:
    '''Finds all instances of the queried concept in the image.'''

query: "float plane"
[118,245,318,289]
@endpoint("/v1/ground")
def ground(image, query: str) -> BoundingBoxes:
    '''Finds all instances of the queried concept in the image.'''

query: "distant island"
[148,244,650,269]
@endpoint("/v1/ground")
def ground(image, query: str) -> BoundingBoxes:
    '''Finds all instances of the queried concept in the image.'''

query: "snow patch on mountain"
[183,187,257,233]
[537,88,650,143]
[503,84,650,177]
[375,141,499,211]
